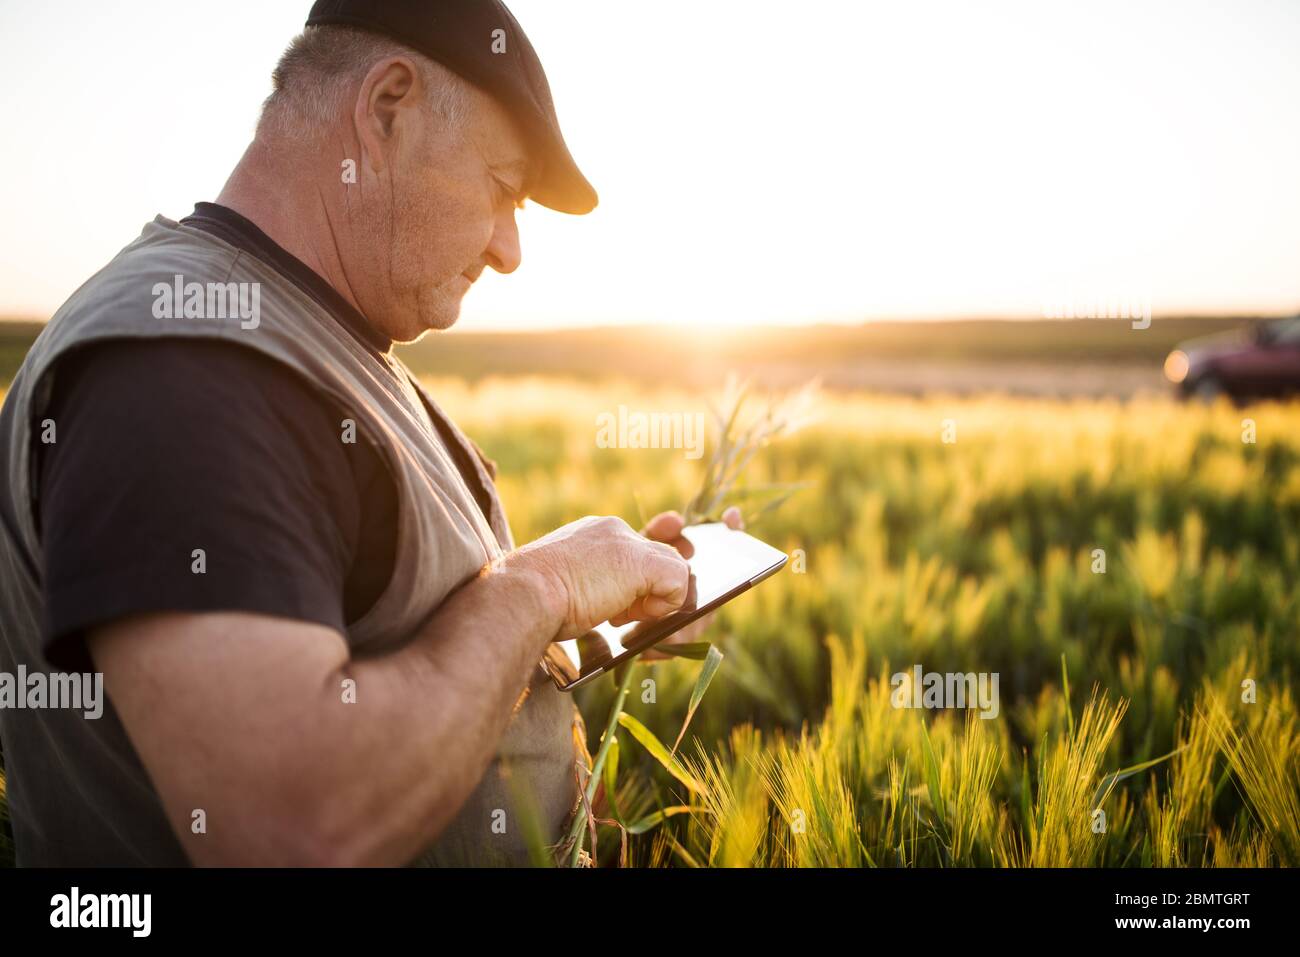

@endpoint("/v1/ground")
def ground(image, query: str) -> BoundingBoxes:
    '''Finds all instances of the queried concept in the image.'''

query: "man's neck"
[215,140,366,320]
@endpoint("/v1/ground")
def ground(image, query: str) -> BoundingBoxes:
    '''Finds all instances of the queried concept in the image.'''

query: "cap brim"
[528,140,598,215]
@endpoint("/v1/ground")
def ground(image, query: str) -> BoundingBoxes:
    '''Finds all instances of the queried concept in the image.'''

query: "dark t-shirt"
[35,202,489,672]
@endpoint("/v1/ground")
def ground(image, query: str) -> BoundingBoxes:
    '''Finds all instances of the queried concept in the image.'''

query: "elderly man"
[0,0,736,866]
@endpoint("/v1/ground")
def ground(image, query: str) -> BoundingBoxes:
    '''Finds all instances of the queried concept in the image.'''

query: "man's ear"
[354,55,424,175]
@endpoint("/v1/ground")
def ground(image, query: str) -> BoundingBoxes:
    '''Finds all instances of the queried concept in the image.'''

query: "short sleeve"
[36,338,363,671]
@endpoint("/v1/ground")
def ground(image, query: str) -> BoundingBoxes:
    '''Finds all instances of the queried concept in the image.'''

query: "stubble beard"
[389,194,467,341]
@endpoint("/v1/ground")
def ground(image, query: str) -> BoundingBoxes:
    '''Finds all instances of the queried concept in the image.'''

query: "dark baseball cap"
[305,0,597,214]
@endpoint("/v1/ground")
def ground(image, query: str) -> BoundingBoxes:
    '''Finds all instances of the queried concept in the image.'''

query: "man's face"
[351,79,530,343]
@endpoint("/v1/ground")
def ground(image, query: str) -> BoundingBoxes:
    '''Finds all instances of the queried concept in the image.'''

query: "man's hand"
[514,515,693,642]
[636,506,744,661]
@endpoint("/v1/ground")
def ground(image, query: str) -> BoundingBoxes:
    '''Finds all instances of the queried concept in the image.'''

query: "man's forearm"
[312,549,566,866]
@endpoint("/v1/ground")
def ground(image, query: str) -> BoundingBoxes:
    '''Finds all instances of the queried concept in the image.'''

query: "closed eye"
[493,175,526,210]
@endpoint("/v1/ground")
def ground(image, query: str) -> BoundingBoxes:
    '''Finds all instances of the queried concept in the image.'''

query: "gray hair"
[258,25,474,141]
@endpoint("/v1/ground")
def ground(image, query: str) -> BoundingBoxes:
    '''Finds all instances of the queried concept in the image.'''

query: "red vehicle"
[1164,316,1300,401]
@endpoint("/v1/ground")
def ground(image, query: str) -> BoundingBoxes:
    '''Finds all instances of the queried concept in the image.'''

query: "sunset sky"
[1,0,1297,330]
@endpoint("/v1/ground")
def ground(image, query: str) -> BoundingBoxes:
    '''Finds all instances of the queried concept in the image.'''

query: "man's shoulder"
[48,217,243,324]
[13,219,250,392]
[55,334,280,383]
[48,336,336,432]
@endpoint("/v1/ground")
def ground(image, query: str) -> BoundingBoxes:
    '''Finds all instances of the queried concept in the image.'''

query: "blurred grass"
[1,371,1297,867]
[431,377,1300,867]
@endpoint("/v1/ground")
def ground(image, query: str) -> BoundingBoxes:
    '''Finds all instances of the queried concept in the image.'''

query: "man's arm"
[90,516,689,866]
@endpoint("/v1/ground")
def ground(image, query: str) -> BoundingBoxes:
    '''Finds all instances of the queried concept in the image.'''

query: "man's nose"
[484,207,521,274]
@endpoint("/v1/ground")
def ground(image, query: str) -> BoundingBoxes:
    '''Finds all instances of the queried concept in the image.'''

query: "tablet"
[541,522,789,692]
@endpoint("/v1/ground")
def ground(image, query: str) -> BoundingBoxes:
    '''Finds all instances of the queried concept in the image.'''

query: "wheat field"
[436,378,1300,867]
[1,378,1297,867]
